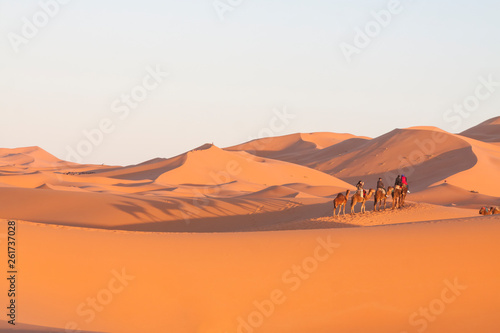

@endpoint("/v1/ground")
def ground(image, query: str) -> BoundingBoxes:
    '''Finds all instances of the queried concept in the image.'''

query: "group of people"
[356,175,409,198]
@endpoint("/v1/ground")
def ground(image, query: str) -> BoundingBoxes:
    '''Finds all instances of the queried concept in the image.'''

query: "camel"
[387,186,394,208]
[374,187,394,211]
[400,185,408,207]
[351,188,375,214]
[392,186,402,209]
[479,207,500,215]
[333,190,350,216]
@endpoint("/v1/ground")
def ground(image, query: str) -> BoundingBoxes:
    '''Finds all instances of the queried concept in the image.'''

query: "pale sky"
[1,0,499,165]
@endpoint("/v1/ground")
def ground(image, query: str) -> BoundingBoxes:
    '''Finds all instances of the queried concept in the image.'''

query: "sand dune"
[0,186,304,231]
[94,154,188,181]
[1,122,498,231]
[1,117,499,332]
[440,135,500,197]
[228,126,500,197]
[3,216,499,332]
[226,133,371,167]
[227,132,364,153]
[155,144,353,188]
[0,146,64,168]
[460,116,500,142]
[409,183,500,209]
[321,127,476,190]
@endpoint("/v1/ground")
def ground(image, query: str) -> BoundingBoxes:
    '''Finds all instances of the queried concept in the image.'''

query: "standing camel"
[392,186,402,209]
[374,187,393,211]
[351,189,375,214]
[479,207,500,215]
[333,190,350,216]
[400,185,408,207]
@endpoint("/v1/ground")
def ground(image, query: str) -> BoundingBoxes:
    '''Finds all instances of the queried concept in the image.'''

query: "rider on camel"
[401,174,409,193]
[377,177,387,197]
[356,180,365,198]
[394,175,402,188]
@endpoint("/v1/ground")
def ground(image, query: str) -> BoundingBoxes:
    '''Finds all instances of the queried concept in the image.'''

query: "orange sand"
[0,118,499,332]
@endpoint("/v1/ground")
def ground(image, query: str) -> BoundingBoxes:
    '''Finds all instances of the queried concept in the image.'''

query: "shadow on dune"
[90,154,187,181]
[245,137,370,167]
[0,320,105,333]
[111,201,359,233]
[112,200,168,222]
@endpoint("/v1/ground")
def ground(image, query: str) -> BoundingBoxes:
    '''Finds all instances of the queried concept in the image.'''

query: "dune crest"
[460,116,500,142]
[0,146,64,168]
[155,144,353,188]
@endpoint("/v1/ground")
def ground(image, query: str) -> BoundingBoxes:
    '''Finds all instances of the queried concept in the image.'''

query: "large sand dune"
[460,116,500,142]
[0,117,499,332]
[228,126,500,196]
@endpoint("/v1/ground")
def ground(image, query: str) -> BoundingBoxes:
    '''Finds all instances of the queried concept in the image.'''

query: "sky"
[1,0,499,165]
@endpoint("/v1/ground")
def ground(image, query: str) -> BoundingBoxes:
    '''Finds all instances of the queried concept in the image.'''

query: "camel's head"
[479,207,487,215]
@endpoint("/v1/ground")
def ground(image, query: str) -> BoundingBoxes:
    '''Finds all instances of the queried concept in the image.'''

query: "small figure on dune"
[333,190,350,216]
[479,207,500,215]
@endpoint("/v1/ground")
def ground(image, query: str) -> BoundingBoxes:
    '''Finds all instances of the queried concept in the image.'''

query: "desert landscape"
[1,117,499,332]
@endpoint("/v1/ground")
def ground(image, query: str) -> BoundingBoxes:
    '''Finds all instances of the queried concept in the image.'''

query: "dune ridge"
[460,116,500,142]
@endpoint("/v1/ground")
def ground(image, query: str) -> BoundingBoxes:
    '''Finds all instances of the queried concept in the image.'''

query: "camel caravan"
[333,175,410,216]
[479,207,500,215]
[333,175,499,217]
